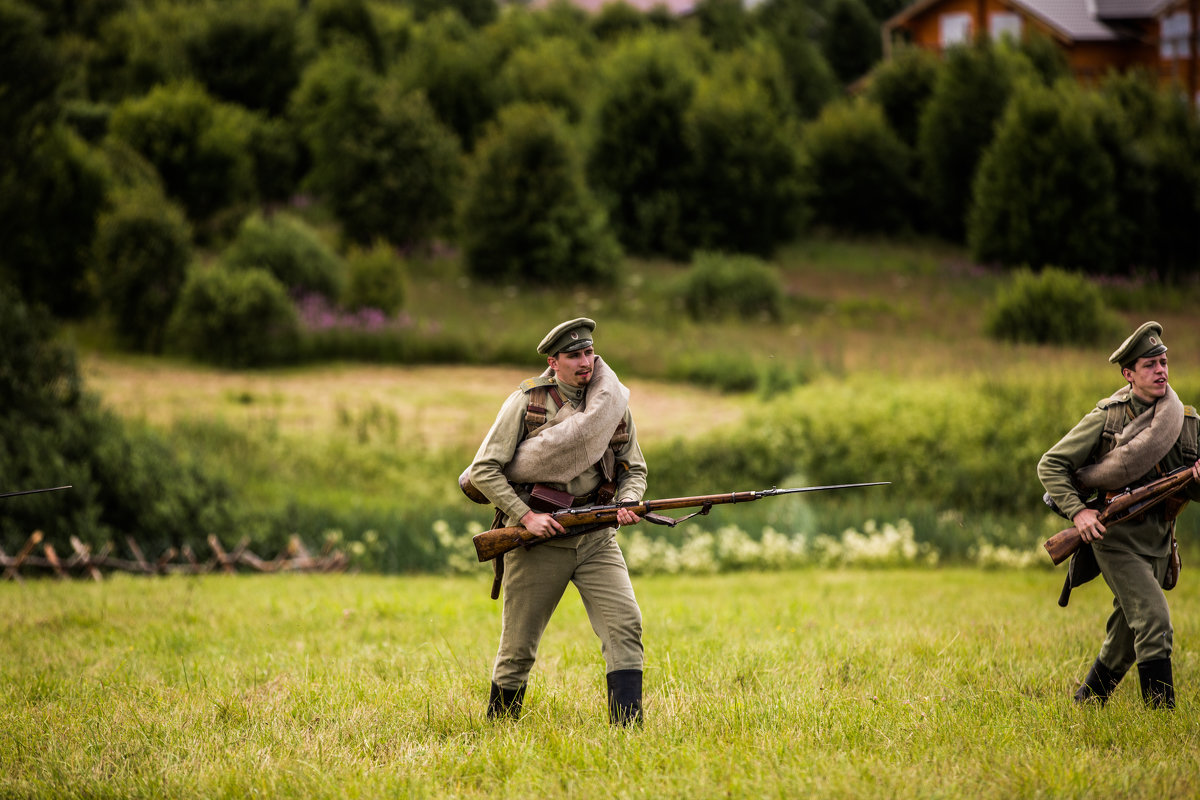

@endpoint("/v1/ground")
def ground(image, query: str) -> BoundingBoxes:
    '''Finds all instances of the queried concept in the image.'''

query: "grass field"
[3,568,1198,799]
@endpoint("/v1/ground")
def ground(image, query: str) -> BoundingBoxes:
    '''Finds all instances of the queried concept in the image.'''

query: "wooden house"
[882,0,1200,97]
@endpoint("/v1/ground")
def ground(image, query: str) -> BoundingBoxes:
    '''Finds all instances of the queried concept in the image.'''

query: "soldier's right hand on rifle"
[1074,508,1106,543]
[520,510,565,540]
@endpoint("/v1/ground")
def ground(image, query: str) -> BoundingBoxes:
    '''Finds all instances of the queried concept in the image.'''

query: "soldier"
[467,318,648,725]
[1038,321,1200,709]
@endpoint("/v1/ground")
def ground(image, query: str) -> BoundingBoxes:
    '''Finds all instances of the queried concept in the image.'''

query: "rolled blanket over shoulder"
[504,356,630,486]
[1075,384,1184,490]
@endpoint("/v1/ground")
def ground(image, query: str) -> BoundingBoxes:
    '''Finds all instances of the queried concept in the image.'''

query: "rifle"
[0,485,72,499]
[1043,467,1195,565]
[472,482,889,562]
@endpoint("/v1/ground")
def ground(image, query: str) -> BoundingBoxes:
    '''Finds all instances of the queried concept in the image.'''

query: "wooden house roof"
[887,0,1176,42]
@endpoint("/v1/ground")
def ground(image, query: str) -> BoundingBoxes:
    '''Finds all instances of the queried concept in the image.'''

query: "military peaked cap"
[537,318,596,356]
[1110,321,1167,368]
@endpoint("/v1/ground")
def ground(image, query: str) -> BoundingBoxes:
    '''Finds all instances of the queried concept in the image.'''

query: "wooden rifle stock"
[1043,468,1195,566]
[472,483,889,562]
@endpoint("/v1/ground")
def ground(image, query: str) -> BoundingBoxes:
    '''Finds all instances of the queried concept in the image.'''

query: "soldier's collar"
[554,376,586,404]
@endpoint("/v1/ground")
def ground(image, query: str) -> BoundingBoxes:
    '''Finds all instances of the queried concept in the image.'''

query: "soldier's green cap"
[1109,321,1167,368]
[537,317,596,356]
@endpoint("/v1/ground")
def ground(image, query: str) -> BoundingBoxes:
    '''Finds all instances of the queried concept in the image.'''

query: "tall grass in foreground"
[2,569,1198,799]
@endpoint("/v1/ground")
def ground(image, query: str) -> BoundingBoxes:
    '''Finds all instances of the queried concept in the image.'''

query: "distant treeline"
[3,0,1198,351]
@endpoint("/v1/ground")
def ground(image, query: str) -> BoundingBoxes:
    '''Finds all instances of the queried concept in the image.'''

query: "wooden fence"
[0,531,347,581]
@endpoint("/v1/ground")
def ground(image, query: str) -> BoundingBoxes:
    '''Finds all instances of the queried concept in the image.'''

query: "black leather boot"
[606,669,643,727]
[487,682,526,720]
[1073,658,1125,706]
[1137,658,1175,709]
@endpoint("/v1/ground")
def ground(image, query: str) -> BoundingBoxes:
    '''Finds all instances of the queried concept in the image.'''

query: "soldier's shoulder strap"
[1097,393,1133,455]
[520,377,563,436]
[519,375,556,393]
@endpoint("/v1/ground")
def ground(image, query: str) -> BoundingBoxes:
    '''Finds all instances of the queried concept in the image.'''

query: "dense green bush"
[168,266,300,367]
[1,124,112,318]
[864,46,939,149]
[93,186,193,352]
[344,241,407,314]
[460,103,621,285]
[588,32,700,259]
[393,10,501,151]
[1096,72,1200,281]
[801,100,913,234]
[307,0,387,71]
[968,83,1120,271]
[753,0,838,119]
[243,112,301,205]
[686,46,805,255]
[677,251,784,321]
[822,0,882,84]
[984,267,1122,346]
[106,81,255,222]
[0,0,64,150]
[183,0,303,115]
[694,0,755,51]
[85,4,192,102]
[496,37,594,123]
[406,0,499,28]
[590,1,650,41]
[0,286,241,553]
[292,54,462,246]
[917,42,1031,241]
[223,212,343,298]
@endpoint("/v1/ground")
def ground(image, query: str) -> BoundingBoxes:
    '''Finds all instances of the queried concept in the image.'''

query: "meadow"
[2,568,1198,799]
[8,238,1200,799]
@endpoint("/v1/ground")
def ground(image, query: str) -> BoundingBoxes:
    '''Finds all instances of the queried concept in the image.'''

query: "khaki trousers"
[1094,546,1173,671]
[491,530,643,689]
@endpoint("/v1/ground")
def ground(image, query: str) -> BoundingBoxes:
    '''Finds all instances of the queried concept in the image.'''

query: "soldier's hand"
[1074,508,1105,543]
[615,507,642,527]
[520,511,564,540]
[1192,459,1200,482]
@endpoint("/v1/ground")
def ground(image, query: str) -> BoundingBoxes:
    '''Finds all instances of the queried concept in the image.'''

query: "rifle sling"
[643,501,714,528]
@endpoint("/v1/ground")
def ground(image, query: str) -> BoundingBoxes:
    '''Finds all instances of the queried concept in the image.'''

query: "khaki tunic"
[1038,392,1200,666]
[470,373,648,688]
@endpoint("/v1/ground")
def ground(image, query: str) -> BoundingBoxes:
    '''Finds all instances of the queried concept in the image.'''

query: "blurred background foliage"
[3,0,1200,570]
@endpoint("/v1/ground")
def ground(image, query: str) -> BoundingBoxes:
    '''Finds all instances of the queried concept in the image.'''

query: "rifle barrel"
[767,481,890,496]
[0,485,73,499]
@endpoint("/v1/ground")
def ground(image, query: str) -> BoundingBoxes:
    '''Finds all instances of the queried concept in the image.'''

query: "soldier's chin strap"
[642,501,712,528]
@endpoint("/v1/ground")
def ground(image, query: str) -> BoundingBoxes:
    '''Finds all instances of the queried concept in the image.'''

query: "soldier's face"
[1124,354,1169,403]
[549,347,595,388]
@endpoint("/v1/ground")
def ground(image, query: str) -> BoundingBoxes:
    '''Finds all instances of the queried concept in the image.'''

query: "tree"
[801,99,914,234]
[753,0,838,119]
[94,186,193,352]
[822,0,882,84]
[106,82,255,224]
[686,55,806,254]
[460,104,621,285]
[864,46,939,149]
[293,55,463,246]
[588,32,700,258]
[917,42,1031,241]
[183,0,304,115]
[968,83,1119,271]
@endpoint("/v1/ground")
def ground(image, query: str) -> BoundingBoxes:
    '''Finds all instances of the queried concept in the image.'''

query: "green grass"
[2,569,1199,798]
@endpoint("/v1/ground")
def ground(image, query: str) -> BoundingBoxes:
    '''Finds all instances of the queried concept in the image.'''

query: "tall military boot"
[606,669,643,727]
[1137,658,1175,709]
[1073,658,1125,706]
[486,682,526,720]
